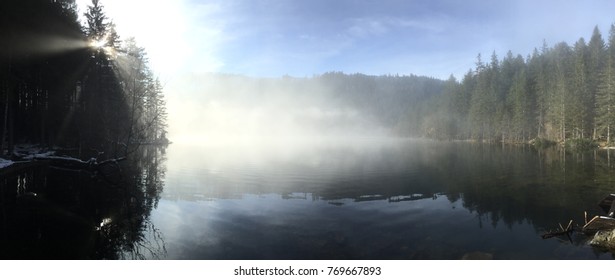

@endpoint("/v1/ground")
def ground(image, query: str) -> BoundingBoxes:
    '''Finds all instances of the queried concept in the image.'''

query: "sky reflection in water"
[150,139,615,259]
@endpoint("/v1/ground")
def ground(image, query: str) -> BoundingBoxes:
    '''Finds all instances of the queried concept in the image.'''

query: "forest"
[0,0,168,160]
[2,0,615,155]
[0,0,168,259]
[422,24,615,146]
[185,72,445,139]
[189,24,615,148]
[375,23,615,146]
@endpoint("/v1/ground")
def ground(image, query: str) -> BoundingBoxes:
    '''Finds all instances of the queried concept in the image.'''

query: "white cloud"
[346,15,449,39]
[347,18,389,38]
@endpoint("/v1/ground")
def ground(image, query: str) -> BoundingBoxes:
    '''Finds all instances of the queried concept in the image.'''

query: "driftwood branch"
[541,220,574,239]
[33,155,125,168]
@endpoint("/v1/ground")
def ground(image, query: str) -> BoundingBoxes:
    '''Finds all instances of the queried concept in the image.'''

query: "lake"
[148,139,615,260]
[2,139,615,259]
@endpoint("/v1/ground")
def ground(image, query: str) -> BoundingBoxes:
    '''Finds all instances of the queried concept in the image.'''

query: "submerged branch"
[541,220,574,240]
[32,155,126,171]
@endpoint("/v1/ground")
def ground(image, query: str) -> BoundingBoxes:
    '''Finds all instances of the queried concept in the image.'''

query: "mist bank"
[170,24,615,147]
[170,72,445,144]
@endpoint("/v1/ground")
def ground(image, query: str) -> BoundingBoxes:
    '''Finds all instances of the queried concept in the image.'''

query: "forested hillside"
[425,25,615,144]
[310,24,615,144]
[0,0,167,159]
[194,25,615,144]
[187,72,445,138]
[315,72,445,136]
[3,0,614,149]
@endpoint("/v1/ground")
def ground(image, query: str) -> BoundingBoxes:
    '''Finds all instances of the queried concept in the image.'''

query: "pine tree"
[81,0,132,156]
[546,42,571,141]
[570,38,589,139]
[458,69,476,139]
[85,0,108,40]
[595,54,615,144]
[588,26,606,138]
[596,24,615,144]
[509,67,530,141]
[529,45,550,139]
[469,54,489,140]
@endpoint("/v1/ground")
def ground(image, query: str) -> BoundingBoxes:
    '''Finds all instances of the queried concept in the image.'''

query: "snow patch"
[0,158,13,169]
[14,144,56,160]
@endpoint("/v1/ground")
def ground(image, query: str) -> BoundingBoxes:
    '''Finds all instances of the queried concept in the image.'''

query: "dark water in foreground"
[152,139,615,260]
[2,139,615,259]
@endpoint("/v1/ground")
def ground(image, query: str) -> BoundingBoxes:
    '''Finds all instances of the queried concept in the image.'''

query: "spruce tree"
[588,26,606,138]
[85,0,108,40]
[596,25,615,144]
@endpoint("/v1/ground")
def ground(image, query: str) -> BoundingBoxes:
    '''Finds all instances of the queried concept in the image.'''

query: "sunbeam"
[0,34,91,58]
[89,37,108,49]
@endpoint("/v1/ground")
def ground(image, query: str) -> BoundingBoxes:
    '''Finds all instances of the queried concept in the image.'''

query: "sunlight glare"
[89,38,106,49]
[89,33,109,49]
[76,0,200,80]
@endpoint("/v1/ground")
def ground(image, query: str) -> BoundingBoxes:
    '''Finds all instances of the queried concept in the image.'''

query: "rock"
[589,229,615,251]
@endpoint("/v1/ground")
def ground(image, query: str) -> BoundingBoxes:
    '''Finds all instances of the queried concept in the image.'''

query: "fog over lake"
[4,1,615,266]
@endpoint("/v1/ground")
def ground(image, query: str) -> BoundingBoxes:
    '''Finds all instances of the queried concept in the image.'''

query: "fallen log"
[32,155,126,171]
[34,155,95,170]
[542,220,574,239]
[582,216,615,235]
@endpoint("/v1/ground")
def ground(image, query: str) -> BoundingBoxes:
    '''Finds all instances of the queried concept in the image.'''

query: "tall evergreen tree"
[85,0,108,40]
[596,25,615,144]
[570,38,589,139]
[547,43,572,141]
[469,54,491,140]
[530,45,551,139]
[588,26,606,138]
[508,67,530,141]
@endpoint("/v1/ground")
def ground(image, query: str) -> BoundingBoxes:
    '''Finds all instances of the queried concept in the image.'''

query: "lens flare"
[89,34,109,49]
[89,39,107,49]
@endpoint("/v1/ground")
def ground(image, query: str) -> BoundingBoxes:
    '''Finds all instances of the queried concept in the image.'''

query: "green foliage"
[420,24,614,144]
[530,137,556,149]
[564,138,598,151]
[84,0,107,38]
[595,25,615,144]
[3,1,611,149]
[203,23,615,145]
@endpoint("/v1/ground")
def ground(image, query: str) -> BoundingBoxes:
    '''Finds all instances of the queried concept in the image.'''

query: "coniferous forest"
[420,25,615,145]
[0,0,168,259]
[4,0,615,262]
[320,24,615,146]
[176,25,615,148]
[0,0,168,160]
[2,0,615,154]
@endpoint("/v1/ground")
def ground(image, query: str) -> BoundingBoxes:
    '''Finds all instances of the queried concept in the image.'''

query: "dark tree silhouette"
[0,0,168,160]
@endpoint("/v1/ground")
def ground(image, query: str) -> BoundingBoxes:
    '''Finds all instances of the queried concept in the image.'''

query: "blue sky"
[78,0,615,80]
[75,0,615,140]
[177,0,615,79]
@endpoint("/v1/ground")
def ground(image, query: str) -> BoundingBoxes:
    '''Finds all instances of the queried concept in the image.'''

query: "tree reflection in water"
[162,141,615,258]
[0,146,167,260]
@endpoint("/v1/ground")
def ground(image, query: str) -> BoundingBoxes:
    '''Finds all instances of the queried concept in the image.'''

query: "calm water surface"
[146,139,615,259]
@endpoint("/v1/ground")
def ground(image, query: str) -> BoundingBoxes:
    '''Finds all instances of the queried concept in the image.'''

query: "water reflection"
[155,139,615,259]
[4,140,614,259]
[0,146,167,259]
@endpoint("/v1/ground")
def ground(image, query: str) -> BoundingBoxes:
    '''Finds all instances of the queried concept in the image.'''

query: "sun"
[89,37,108,49]
[76,0,197,79]
[88,33,118,56]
